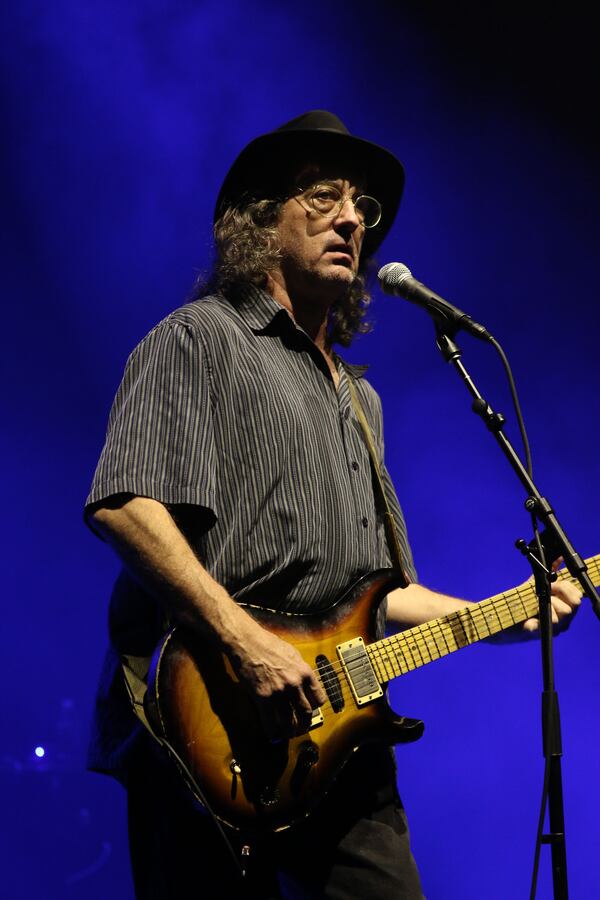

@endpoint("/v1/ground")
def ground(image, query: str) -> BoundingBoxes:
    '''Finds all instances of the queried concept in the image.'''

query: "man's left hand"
[522,561,582,635]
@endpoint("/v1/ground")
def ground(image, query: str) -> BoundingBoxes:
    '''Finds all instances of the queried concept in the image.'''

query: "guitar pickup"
[337,637,383,706]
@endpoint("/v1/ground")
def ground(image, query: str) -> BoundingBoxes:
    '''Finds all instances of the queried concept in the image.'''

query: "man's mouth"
[326,244,354,264]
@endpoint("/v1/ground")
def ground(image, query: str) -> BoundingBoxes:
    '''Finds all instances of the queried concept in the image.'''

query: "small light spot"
[34,746,45,758]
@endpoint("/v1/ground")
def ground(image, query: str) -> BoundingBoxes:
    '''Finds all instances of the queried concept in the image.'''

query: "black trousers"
[127,738,425,900]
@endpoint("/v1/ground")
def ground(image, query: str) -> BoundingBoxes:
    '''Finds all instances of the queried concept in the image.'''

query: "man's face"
[272,171,369,303]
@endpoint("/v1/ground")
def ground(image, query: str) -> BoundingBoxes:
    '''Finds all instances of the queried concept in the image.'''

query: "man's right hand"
[229,621,327,742]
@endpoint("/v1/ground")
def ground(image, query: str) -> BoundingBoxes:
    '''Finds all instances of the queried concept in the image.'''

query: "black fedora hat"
[214,110,405,257]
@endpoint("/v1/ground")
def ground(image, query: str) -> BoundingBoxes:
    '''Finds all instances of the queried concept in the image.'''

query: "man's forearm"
[89,495,259,655]
[386,582,472,629]
[89,495,327,732]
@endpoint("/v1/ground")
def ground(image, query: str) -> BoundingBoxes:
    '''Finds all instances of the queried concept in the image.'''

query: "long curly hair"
[191,196,375,347]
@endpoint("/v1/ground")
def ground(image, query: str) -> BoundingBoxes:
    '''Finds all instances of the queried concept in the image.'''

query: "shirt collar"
[226,284,369,378]
[227,283,289,332]
[337,358,369,379]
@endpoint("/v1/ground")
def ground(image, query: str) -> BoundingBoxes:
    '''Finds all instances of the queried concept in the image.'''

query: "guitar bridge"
[337,637,383,706]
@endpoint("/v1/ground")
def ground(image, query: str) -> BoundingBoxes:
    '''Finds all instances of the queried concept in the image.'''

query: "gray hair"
[192,197,374,347]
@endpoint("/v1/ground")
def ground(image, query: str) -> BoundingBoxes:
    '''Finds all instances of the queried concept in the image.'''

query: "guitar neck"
[368,555,600,683]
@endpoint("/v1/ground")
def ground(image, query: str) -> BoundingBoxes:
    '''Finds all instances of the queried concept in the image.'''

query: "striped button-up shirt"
[85,284,416,775]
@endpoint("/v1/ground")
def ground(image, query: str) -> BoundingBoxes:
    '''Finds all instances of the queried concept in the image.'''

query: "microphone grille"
[377,262,413,286]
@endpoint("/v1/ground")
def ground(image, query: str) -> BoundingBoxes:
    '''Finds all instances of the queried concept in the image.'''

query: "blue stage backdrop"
[2,2,598,898]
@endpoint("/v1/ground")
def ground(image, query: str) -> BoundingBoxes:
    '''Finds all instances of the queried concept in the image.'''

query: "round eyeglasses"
[295,183,382,228]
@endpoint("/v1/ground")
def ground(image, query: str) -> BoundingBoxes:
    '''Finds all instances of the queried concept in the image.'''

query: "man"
[85,110,580,899]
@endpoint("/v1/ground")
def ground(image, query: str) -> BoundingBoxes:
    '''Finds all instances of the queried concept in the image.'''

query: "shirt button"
[351,461,359,471]
[361,517,368,528]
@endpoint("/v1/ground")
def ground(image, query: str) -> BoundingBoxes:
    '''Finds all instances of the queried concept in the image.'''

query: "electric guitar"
[144,556,598,832]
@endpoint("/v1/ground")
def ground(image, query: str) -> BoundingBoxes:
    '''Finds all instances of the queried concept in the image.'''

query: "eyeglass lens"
[306,185,381,227]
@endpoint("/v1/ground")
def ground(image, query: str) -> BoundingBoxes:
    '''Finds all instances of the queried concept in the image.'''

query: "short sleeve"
[85,318,217,515]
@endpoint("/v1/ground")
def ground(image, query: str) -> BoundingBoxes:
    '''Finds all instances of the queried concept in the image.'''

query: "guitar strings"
[312,582,531,690]
[305,567,592,729]
[305,572,588,730]
[332,560,596,687]
[308,562,597,709]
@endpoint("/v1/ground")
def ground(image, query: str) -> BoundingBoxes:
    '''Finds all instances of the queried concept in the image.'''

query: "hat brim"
[214,128,404,258]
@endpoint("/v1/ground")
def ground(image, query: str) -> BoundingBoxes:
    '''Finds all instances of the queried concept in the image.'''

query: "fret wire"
[396,628,429,659]
[440,620,454,654]
[411,624,435,663]
[407,631,428,664]
[459,605,480,642]
[500,594,519,624]
[401,621,452,668]
[455,611,470,645]
[369,649,389,683]
[373,643,400,680]
[418,622,440,656]
[495,603,517,629]
[402,633,420,669]
[389,639,406,676]
[387,635,410,674]
[396,635,413,672]
[413,630,428,667]
[423,620,444,658]
[386,645,403,675]
[464,604,492,639]
[480,601,501,634]
[377,641,402,681]
[414,631,434,662]
[514,587,531,620]
[412,629,433,663]
[390,634,417,672]
[429,620,445,657]
[381,641,401,678]
[381,640,401,678]
[448,613,469,649]
[384,640,403,678]
[437,620,456,653]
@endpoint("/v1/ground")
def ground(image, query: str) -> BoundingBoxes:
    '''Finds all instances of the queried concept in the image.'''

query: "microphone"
[377,262,493,343]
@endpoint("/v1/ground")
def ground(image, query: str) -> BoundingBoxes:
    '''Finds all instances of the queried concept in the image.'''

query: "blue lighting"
[34,746,45,758]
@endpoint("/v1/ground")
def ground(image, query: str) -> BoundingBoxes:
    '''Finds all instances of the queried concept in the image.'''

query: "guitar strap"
[346,374,412,587]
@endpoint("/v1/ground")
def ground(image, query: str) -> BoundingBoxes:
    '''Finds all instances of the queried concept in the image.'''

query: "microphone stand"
[434,326,600,900]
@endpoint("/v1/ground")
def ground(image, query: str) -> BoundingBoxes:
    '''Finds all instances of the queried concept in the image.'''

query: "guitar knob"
[259,786,280,808]
[299,741,319,769]
[229,759,242,775]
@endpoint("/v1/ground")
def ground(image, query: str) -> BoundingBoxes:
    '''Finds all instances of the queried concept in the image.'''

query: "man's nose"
[334,198,361,232]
